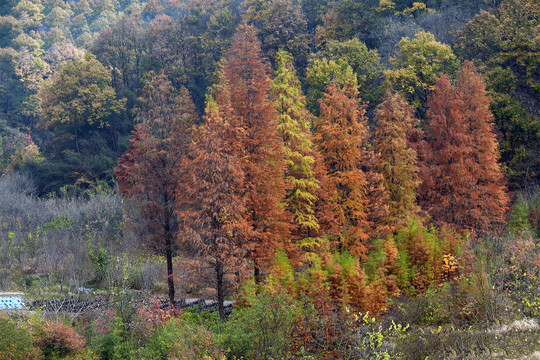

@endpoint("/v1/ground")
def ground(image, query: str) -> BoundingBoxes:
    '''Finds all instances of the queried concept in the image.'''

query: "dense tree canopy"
[37,55,125,194]
[0,0,537,325]
[455,0,540,187]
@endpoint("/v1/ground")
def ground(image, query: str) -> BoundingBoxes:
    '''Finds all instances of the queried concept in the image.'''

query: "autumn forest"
[1,0,540,359]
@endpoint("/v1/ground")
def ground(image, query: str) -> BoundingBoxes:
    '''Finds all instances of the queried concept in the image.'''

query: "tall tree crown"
[315,73,371,258]
[219,23,289,274]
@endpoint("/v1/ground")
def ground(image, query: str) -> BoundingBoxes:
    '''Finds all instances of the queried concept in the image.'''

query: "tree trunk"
[216,260,225,320]
[164,189,175,307]
[254,265,261,284]
[75,118,79,153]
[166,235,175,306]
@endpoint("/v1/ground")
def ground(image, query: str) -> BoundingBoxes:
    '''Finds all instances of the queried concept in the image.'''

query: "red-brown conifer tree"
[314,71,371,258]
[218,24,289,279]
[421,69,509,234]
[456,62,509,232]
[178,93,252,319]
[115,74,196,305]
[421,75,474,230]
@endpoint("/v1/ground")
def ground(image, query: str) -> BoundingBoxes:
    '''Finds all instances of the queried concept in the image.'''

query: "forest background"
[1,0,540,359]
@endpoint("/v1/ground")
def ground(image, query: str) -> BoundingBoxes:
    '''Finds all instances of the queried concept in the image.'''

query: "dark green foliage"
[0,48,26,127]
[243,0,311,72]
[149,1,237,113]
[488,84,540,187]
[0,0,18,16]
[455,0,540,186]
[315,0,378,47]
[91,13,146,93]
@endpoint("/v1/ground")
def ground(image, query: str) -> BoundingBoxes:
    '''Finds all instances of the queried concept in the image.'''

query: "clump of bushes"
[0,316,41,360]
[0,316,90,360]
[33,321,87,359]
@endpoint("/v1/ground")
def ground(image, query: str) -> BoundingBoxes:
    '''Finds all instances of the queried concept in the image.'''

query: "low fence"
[27,296,235,316]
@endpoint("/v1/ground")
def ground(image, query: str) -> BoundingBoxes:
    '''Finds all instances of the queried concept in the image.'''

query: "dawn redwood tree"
[314,70,371,258]
[421,68,509,234]
[455,62,509,232]
[115,73,196,305]
[420,75,474,230]
[271,49,320,239]
[178,93,251,319]
[373,90,420,230]
[219,24,289,279]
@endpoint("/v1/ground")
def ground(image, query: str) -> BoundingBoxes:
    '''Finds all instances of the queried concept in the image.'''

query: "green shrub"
[143,318,225,360]
[509,190,540,236]
[0,316,41,360]
[392,219,465,294]
[90,316,138,360]
[222,291,300,360]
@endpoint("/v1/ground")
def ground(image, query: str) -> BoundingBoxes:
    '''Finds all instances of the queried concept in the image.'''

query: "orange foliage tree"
[456,62,509,233]
[420,75,475,231]
[178,93,252,319]
[314,70,371,258]
[420,67,509,234]
[115,74,196,305]
[218,24,289,279]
